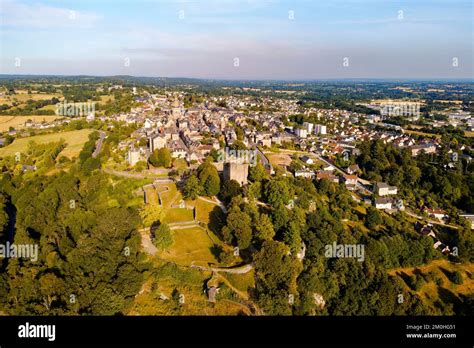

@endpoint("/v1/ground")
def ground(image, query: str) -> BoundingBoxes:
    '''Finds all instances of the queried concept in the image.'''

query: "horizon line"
[0,74,473,83]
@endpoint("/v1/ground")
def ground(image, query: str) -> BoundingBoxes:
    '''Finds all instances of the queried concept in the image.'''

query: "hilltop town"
[0,77,472,316]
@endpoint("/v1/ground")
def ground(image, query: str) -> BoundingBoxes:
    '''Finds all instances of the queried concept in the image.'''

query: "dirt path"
[191,263,254,274]
[198,196,227,213]
[139,228,158,256]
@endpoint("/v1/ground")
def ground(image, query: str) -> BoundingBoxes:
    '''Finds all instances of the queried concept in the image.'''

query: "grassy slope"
[0,129,93,158]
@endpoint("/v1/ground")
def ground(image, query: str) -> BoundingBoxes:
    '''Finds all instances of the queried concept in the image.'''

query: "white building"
[375,182,398,196]
[128,149,141,166]
[295,169,315,179]
[314,124,327,135]
[375,198,392,210]
[149,135,167,152]
[295,127,308,138]
[303,122,314,134]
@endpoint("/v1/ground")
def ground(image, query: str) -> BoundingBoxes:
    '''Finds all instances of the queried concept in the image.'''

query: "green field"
[161,226,218,266]
[0,129,93,158]
[0,115,61,132]
[163,208,194,223]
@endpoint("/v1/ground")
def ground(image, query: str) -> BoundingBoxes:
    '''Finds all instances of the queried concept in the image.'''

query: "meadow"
[0,129,93,158]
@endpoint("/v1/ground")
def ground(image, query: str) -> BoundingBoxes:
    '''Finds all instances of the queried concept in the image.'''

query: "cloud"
[0,0,102,29]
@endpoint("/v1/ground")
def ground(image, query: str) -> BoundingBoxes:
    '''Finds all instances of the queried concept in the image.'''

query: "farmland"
[0,115,62,132]
[0,128,93,158]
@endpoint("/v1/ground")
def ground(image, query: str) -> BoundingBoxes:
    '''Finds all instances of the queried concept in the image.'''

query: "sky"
[0,0,473,79]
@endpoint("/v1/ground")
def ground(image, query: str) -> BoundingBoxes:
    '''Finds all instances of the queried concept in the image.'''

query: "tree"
[254,240,302,314]
[133,160,147,172]
[153,223,173,250]
[198,160,220,196]
[249,162,267,182]
[220,180,242,203]
[183,174,202,200]
[149,148,172,168]
[204,172,220,196]
[451,271,463,285]
[283,220,303,254]
[209,148,220,162]
[366,207,382,229]
[271,203,290,232]
[0,194,8,240]
[81,157,101,175]
[264,179,291,206]
[221,203,252,249]
[140,205,163,227]
[255,213,275,242]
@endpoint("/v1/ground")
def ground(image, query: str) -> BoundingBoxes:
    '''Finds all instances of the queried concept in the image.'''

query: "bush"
[450,271,463,285]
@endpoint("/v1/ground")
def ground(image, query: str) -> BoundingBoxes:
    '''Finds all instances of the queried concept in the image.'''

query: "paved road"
[92,131,106,158]
[313,153,372,194]
[404,209,459,230]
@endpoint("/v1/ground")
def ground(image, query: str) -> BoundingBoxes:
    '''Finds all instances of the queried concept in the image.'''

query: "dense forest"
[0,131,149,315]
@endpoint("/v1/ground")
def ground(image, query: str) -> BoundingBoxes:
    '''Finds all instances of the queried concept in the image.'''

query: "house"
[395,199,405,211]
[149,135,166,152]
[411,143,436,157]
[169,141,187,159]
[86,112,95,122]
[375,198,392,210]
[316,171,339,183]
[375,182,397,196]
[144,119,153,129]
[300,155,313,165]
[433,240,450,254]
[295,169,315,179]
[197,144,214,156]
[459,214,474,229]
[347,164,360,175]
[424,207,447,221]
[415,223,437,238]
[321,164,335,172]
[342,174,357,190]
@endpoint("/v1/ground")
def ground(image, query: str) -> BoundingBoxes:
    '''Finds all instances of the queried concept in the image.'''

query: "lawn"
[128,261,248,315]
[267,152,292,169]
[161,226,219,266]
[0,115,61,132]
[163,208,194,223]
[144,186,159,206]
[0,129,93,158]
[172,158,188,171]
[465,131,474,138]
[404,129,441,139]
[156,183,179,209]
[389,259,474,302]
[222,270,256,293]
